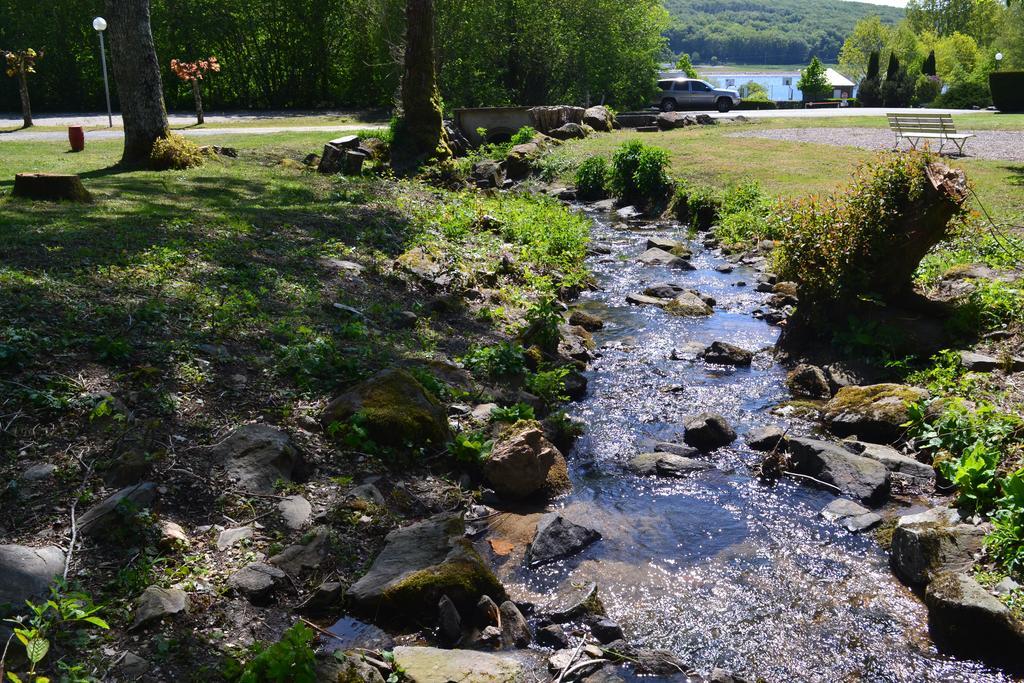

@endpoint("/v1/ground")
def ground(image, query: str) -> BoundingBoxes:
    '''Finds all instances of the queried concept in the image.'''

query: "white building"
[660,67,858,102]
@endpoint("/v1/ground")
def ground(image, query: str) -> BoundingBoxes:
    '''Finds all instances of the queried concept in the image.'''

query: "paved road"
[709,106,994,120]
[1,124,383,142]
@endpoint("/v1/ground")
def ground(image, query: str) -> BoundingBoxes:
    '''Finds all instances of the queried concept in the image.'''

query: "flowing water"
[500,208,1009,682]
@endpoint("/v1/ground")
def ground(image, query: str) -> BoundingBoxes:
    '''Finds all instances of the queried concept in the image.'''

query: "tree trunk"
[104,0,169,164]
[391,0,449,171]
[18,68,32,128]
[192,79,204,125]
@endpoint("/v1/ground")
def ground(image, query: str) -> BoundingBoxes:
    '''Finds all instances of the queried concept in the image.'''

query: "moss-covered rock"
[347,513,506,626]
[321,368,450,448]
[823,383,928,443]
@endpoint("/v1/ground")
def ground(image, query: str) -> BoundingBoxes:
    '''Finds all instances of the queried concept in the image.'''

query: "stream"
[499,207,1009,682]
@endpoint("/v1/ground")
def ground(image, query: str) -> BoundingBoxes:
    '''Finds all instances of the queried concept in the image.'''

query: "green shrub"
[939,440,1002,513]
[461,342,526,380]
[490,402,535,423]
[525,366,570,406]
[685,185,723,231]
[510,125,537,146]
[610,140,671,205]
[521,294,563,353]
[914,74,942,105]
[239,622,316,683]
[935,79,992,109]
[988,469,1024,578]
[450,431,493,463]
[948,280,1024,336]
[150,134,204,170]
[990,72,1024,113]
[575,156,609,200]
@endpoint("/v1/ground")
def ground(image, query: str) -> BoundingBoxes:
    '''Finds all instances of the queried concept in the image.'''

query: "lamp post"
[995,52,1004,71]
[93,17,113,128]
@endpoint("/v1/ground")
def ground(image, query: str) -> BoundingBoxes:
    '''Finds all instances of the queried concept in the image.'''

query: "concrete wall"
[453,107,533,145]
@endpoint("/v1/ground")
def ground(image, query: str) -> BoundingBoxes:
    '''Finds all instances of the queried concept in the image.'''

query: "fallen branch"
[783,470,842,494]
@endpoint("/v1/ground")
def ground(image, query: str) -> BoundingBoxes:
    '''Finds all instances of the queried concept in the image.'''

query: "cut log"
[12,173,92,202]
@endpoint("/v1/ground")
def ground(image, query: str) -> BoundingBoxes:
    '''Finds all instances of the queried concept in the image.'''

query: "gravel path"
[728,126,1024,162]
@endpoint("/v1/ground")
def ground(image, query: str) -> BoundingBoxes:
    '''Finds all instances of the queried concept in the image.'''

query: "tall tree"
[104,0,169,164]
[907,0,975,37]
[3,48,42,127]
[798,56,830,101]
[392,0,448,170]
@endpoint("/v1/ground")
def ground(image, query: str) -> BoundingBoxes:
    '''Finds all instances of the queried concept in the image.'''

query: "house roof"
[825,68,856,88]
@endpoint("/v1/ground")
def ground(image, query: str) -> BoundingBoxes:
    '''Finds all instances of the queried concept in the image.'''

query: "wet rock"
[844,442,935,482]
[959,350,1024,373]
[569,310,604,331]
[786,364,831,399]
[890,507,985,586]
[633,649,689,676]
[483,420,570,500]
[20,463,55,483]
[745,426,785,452]
[644,282,685,299]
[278,495,312,529]
[626,292,668,307]
[821,498,882,533]
[652,442,701,457]
[787,437,890,506]
[665,292,713,317]
[79,482,158,536]
[646,237,690,256]
[477,594,501,627]
[500,600,532,648]
[217,526,254,551]
[544,581,606,623]
[823,384,929,443]
[715,264,734,274]
[682,413,737,452]
[670,343,707,360]
[322,368,450,449]
[229,562,286,604]
[637,248,692,269]
[587,616,625,644]
[269,526,333,576]
[537,623,569,648]
[627,452,711,477]
[617,206,642,220]
[925,572,1024,668]
[392,646,523,683]
[437,594,462,645]
[131,586,188,629]
[348,513,505,623]
[213,425,304,493]
[528,514,601,566]
[563,369,589,401]
[700,341,753,367]
[0,545,65,611]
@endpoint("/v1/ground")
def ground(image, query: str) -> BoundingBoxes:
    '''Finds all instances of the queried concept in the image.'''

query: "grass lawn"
[545,121,1024,225]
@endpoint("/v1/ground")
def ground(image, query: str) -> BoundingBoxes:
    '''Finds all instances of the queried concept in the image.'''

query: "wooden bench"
[887,113,975,156]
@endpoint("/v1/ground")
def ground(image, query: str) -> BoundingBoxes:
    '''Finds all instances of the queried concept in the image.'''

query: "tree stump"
[12,173,92,201]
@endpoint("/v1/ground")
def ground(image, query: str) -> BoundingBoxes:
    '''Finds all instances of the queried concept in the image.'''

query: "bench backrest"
[887,113,958,134]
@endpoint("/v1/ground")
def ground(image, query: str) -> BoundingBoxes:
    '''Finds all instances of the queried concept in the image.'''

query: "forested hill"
[663,0,905,65]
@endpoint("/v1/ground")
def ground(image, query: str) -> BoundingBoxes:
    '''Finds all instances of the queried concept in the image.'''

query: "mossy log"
[12,173,92,202]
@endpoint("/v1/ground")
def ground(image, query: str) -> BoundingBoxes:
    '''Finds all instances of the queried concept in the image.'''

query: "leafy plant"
[521,295,563,353]
[610,140,671,205]
[509,126,536,146]
[525,366,570,406]
[575,156,609,200]
[238,622,316,683]
[939,441,1001,513]
[449,431,493,463]
[150,134,205,171]
[948,280,1024,337]
[490,402,535,423]
[987,469,1024,579]
[461,342,526,381]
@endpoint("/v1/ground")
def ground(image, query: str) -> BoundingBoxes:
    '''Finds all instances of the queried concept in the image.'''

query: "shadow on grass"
[1003,164,1024,187]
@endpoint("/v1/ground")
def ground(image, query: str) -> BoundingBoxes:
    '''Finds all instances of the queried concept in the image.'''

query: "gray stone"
[0,544,65,611]
[670,343,707,360]
[392,646,523,683]
[118,652,151,679]
[824,384,929,443]
[343,483,386,509]
[746,426,785,452]
[477,594,501,627]
[627,452,711,477]
[626,292,669,307]
[644,282,685,299]
[20,463,56,482]
[925,572,1024,666]
[700,341,753,367]
[537,623,569,648]
[664,292,713,317]
[78,482,158,536]
[278,495,312,530]
[637,248,692,269]
[786,364,831,399]
[787,437,890,506]
[683,413,737,451]
[316,653,387,683]
[499,600,531,648]
[646,237,691,256]
[347,513,505,623]
[583,106,614,132]
[131,586,188,629]
[587,616,625,644]
[652,442,700,457]
[633,649,689,676]
[437,594,462,645]
[269,526,333,576]
[472,403,500,421]
[528,514,601,566]
[217,526,253,551]
[844,441,935,481]
[549,122,588,140]
[543,581,606,623]
[958,350,1024,373]
[213,425,303,493]
[821,498,883,533]
[302,581,342,613]
[890,507,985,586]
[229,562,286,604]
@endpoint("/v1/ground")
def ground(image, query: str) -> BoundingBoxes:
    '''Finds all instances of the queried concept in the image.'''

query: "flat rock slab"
[217,526,254,551]
[79,482,158,536]
[269,527,333,576]
[890,507,985,586]
[347,513,505,623]
[958,350,1024,373]
[543,581,606,623]
[627,452,712,477]
[0,544,65,610]
[846,441,935,481]
[229,562,286,604]
[392,646,524,683]
[132,586,188,629]
[925,572,1024,668]
[527,514,601,566]
[213,424,304,493]
[637,248,694,269]
[278,495,312,529]
[787,437,890,506]
[821,498,882,533]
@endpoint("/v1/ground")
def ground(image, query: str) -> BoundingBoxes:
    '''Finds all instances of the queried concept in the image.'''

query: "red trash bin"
[68,126,85,152]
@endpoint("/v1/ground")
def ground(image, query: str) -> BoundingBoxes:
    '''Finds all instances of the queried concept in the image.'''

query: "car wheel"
[661,99,676,113]
[717,98,732,113]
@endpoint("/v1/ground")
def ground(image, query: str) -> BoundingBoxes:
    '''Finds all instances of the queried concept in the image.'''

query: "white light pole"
[93,17,113,128]
[995,52,1004,71]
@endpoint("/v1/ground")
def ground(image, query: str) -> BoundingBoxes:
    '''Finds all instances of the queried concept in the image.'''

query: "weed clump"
[610,140,671,207]
[150,134,205,171]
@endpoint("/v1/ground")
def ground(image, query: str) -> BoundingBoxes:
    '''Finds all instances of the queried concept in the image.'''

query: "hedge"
[990,72,1024,113]
[737,100,779,110]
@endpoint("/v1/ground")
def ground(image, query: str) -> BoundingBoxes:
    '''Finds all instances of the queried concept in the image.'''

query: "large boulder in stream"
[889,507,985,586]
[392,646,523,683]
[664,292,713,317]
[682,413,737,452]
[823,384,928,443]
[925,572,1024,670]
[483,420,570,500]
[347,513,506,624]
[637,248,693,269]
[528,514,602,566]
[786,437,890,506]
[322,368,451,448]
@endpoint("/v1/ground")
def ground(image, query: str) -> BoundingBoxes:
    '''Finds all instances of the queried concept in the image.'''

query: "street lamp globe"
[995,52,1003,62]
[93,17,107,32]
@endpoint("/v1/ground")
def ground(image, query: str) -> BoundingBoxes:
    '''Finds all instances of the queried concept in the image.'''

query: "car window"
[657,81,672,90]
[691,81,712,92]
[673,81,688,91]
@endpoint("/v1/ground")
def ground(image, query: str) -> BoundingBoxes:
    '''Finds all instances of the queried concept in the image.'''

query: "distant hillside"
[663,0,904,66]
